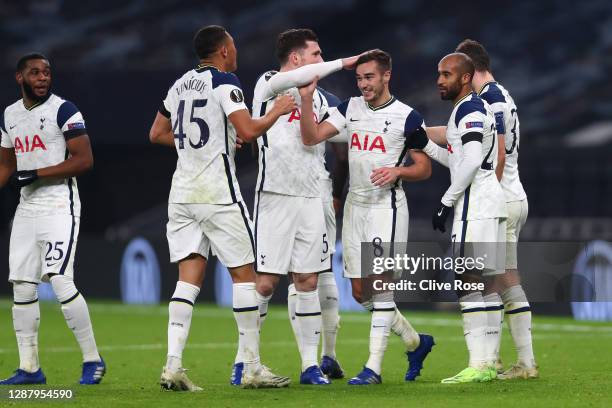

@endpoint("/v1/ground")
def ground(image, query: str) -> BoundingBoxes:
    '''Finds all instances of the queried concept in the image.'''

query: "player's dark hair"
[456,39,490,72]
[355,49,392,72]
[276,29,319,64]
[193,25,229,59]
[16,53,49,72]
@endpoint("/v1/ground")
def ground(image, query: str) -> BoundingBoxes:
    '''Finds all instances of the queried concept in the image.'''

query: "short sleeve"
[493,111,506,135]
[325,99,349,132]
[315,90,330,123]
[455,99,486,137]
[57,101,87,140]
[404,109,426,136]
[0,112,12,148]
[212,72,248,116]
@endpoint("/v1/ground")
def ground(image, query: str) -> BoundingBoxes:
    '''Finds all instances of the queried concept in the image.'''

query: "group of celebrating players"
[0,24,537,389]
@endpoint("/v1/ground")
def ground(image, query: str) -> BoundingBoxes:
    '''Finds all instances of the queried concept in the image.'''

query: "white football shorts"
[9,213,80,283]
[505,199,528,269]
[254,191,330,274]
[451,217,506,276]
[342,197,409,279]
[166,202,255,268]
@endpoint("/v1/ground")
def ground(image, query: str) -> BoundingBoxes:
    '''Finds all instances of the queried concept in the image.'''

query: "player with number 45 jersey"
[0,54,105,386]
[149,25,296,391]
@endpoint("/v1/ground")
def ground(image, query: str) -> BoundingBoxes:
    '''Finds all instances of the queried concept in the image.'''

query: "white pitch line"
[0,333,609,355]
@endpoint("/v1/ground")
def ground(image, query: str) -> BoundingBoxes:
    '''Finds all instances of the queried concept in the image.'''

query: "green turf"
[1,299,611,407]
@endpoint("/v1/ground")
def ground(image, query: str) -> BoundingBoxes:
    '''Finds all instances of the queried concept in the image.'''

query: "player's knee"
[13,281,38,304]
[49,274,79,304]
[293,273,317,291]
[256,279,276,297]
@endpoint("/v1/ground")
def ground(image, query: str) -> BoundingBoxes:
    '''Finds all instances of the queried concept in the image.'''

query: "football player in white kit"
[456,39,537,379]
[413,53,508,383]
[298,50,435,385]
[251,29,360,384]
[0,54,105,385]
[149,25,297,391]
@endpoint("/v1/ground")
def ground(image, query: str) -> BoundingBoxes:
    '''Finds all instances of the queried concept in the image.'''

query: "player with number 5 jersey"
[149,25,296,391]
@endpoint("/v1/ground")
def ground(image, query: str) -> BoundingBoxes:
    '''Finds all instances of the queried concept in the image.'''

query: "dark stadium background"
[0,0,611,315]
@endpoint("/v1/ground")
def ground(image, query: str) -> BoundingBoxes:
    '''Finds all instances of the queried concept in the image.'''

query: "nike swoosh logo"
[349,118,359,122]
[9,125,16,129]
[18,176,30,181]
[437,208,444,216]
[46,262,60,267]
[320,257,329,262]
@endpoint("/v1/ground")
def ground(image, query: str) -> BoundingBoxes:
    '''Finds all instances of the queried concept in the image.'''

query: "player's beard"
[22,80,51,103]
[440,80,461,101]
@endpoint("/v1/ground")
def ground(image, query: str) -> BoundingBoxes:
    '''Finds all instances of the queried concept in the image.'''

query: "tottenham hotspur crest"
[40,117,46,130]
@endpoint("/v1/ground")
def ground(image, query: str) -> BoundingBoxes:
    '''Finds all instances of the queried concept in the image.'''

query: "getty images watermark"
[358,241,612,302]
[371,253,487,292]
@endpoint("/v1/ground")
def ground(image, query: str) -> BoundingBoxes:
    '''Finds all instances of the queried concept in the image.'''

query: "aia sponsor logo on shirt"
[287,108,318,123]
[14,135,47,153]
[350,133,386,153]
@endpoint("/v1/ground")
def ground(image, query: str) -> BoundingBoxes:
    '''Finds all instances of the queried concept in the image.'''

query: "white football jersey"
[1,94,85,217]
[326,96,424,208]
[479,81,527,202]
[161,65,247,204]
[445,92,507,220]
[253,71,329,198]
[314,88,342,184]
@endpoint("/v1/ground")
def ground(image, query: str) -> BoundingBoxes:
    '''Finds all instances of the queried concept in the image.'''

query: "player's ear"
[383,70,391,84]
[220,45,228,58]
[15,71,23,85]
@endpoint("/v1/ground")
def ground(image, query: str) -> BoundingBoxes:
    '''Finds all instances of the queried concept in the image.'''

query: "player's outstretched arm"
[370,151,431,187]
[406,122,450,168]
[149,112,174,146]
[298,79,339,145]
[265,56,360,98]
[426,126,448,145]
[228,94,296,143]
[0,147,16,188]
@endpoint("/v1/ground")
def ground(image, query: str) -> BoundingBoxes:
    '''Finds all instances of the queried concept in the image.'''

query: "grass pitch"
[0,300,611,407]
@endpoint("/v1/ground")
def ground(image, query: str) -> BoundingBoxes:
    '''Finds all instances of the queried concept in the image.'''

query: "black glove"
[432,203,452,232]
[11,170,38,188]
[406,126,429,150]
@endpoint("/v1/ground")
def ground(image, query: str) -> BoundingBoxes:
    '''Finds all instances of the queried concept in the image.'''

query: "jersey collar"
[22,93,52,111]
[477,80,497,95]
[454,91,475,107]
[367,95,396,111]
[195,64,220,73]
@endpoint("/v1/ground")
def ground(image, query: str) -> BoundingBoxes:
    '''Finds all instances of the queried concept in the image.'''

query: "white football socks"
[365,301,395,375]
[317,272,340,359]
[256,291,272,327]
[459,292,488,370]
[483,292,503,365]
[287,283,302,354]
[232,283,261,373]
[166,281,200,372]
[295,289,322,371]
[502,285,535,367]
[50,275,100,363]
[13,282,40,373]
[391,308,420,352]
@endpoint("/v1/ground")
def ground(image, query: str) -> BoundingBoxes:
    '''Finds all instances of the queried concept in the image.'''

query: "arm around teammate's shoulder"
[228,94,296,143]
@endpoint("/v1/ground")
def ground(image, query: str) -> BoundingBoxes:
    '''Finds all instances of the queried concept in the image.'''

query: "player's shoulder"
[3,99,24,117]
[256,70,278,85]
[316,87,341,107]
[253,70,278,100]
[454,93,486,126]
[479,81,507,105]
[51,95,82,123]
[208,68,242,89]
[335,96,359,117]
[396,102,424,130]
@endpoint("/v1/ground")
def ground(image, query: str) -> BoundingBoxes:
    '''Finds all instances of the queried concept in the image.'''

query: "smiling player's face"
[356,60,389,103]
[17,59,51,102]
